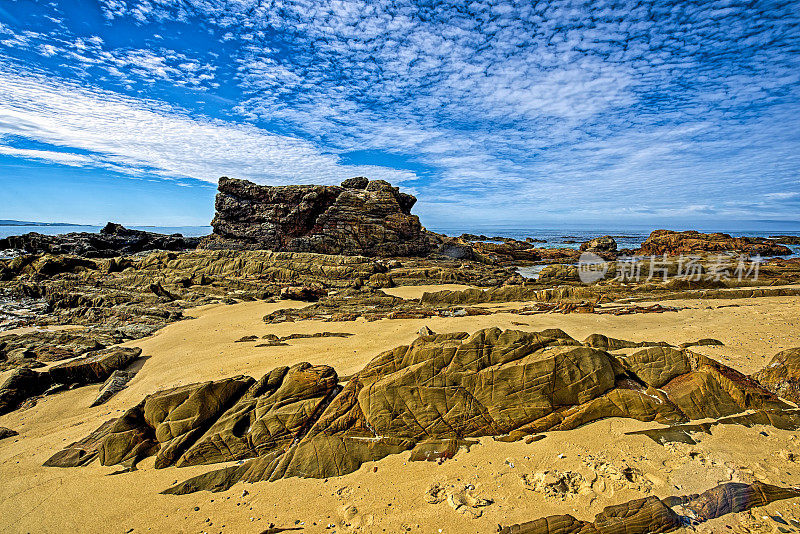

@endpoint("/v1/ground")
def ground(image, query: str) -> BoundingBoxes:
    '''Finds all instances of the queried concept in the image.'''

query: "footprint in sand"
[425,483,493,519]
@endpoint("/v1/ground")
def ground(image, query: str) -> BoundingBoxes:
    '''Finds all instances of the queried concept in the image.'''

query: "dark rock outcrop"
[638,230,791,256]
[0,223,201,258]
[770,235,800,245]
[203,177,437,257]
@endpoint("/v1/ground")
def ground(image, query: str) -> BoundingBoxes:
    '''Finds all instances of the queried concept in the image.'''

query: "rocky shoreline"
[1,177,799,533]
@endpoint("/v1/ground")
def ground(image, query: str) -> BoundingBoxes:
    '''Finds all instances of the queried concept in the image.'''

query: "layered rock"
[580,236,617,258]
[0,346,141,414]
[638,230,791,256]
[499,481,800,534]
[45,328,795,495]
[203,177,437,257]
[752,347,800,403]
[0,222,201,258]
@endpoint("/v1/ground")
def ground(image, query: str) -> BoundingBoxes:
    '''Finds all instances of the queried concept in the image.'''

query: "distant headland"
[0,220,91,227]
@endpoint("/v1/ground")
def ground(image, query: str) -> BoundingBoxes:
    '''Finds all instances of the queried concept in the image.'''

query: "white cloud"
[0,145,97,166]
[0,66,417,185]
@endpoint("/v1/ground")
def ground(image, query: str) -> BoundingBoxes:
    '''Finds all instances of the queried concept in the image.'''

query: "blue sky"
[0,0,799,228]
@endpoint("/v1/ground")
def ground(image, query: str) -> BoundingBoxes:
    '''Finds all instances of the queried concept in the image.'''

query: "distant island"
[0,220,91,227]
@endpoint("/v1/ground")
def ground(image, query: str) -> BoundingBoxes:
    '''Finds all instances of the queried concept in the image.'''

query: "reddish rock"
[638,230,791,256]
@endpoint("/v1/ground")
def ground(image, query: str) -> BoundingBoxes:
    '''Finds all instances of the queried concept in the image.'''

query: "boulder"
[48,347,142,385]
[0,368,50,415]
[579,236,617,257]
[684,481,800,521]
[0,347,142,415]
[593,496,681,533]
[91,370,136,407]
[0,427,18,440]
[752,347,800,403]
[202,177,437,257]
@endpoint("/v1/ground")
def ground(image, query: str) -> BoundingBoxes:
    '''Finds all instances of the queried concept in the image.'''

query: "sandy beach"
[2,287,799,534]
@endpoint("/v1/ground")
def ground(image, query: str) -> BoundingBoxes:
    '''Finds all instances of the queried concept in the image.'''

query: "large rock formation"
[638,230,791,256]
[0,223,201,257]
[203,177,437,257]
[45,328,796,495]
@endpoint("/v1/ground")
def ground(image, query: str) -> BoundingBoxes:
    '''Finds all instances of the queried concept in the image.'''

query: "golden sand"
[1,287,799,533]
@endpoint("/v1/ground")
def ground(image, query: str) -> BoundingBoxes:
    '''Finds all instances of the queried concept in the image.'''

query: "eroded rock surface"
[44,328,796,495]
[0,346,141,414]
[499,481,800,534]
[752,347,800,404]
[638,229,791,256]
[203,177,437,257]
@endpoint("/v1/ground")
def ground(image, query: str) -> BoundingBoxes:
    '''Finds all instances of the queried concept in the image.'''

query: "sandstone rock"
[0,368,50,415]
[417,326,435,336]
[579,236,617,257]
[618,347,690,388]
[500,481,800,534]
[593,496,681,533]
[50,328,800,495]
[752,347,800,403]
[679,338,724,349]
[0,347,140,415]
[684,481,800,521]
[340,176,368,189]
[98,376,255,469]
[48,347,142,386]
[203,177,436,257]
[434,241,476,261]
[175,363,338,467]
[638,229,791,256]
[582,335,668,351]
[43,418,119,467]
[499,515,598,534]
[661,352,787,420]
[280,284,327,301]
[91,370,136,407]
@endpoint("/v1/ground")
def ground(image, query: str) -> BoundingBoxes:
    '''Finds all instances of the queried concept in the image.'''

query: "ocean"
[1,224,799,256]
[0,225,213,239]
[426,225,800,257]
